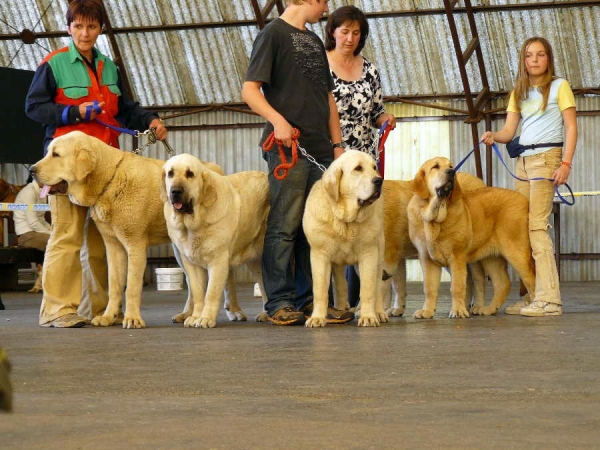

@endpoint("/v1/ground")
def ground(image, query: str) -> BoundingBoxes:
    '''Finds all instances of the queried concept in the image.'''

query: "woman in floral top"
[325,5,396,309]
[325,5,396,156]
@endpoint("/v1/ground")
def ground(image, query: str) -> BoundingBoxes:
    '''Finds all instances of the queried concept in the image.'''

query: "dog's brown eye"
[355,165,363,172]
[167,169,174,178]
[432,163,439,170]
[185,169,194,178]
[52,151,60,158]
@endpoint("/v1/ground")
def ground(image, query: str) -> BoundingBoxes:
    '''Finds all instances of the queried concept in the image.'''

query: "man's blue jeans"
[262,150,332,316]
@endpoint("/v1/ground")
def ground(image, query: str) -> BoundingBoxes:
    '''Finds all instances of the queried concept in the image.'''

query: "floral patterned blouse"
[330,58,385,154]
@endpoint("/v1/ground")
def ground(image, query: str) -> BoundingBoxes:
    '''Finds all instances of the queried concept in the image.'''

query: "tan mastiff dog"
[303,150,386,327]
[407,157,536,319]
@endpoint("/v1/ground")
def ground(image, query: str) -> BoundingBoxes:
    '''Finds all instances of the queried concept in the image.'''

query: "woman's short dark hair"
[325,6,369,56]
[66,0,107,29]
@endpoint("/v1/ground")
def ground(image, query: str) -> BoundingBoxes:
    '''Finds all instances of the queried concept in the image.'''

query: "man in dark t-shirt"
[242,0,351,326]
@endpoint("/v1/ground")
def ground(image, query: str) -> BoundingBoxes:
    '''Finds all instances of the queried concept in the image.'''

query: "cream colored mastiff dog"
[162,153,269,328]
[31,131,172,328]
[303,150,387,327]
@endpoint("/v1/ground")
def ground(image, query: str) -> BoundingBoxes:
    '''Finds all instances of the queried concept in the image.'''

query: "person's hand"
[552,164,570,186]
[149,118,167,140]
[273,120,294,148]
[481,131,495,146]
[380,113,397,130]
[78,101,105,121]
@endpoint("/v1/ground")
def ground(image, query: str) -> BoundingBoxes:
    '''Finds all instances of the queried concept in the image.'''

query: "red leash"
[262,128,301,180]
[377,121,392,178]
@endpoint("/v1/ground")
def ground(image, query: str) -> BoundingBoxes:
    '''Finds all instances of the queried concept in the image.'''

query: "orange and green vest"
[43,41,122,148]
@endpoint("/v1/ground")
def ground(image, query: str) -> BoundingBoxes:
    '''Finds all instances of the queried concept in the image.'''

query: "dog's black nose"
[446,168,455,178]
[373,177,383,187]
[170,188,183,198]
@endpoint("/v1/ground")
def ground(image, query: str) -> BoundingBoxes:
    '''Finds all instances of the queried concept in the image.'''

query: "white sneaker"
[504,299,530,315]
[520,301,562,317]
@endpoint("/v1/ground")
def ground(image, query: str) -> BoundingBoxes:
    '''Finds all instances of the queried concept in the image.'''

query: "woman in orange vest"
[25,0,167,327]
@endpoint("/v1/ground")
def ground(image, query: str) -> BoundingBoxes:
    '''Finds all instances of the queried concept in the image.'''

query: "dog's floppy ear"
[159,163,168,203]
[201,170,217,208]
[450,175,462,203]
[74,147,94,181]
[413,168,429,199]
[323,166,342,202]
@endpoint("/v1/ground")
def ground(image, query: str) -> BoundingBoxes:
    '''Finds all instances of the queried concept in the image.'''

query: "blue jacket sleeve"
[24,62,67,150]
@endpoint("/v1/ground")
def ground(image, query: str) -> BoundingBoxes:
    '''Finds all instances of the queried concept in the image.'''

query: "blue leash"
[86,101,139,136]
[80,101,175,157]
[454,142,574,206]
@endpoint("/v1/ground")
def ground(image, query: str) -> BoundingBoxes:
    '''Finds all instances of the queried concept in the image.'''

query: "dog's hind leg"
[332,264,349,311]
[246,259,268,322]
[387,260,406,317]
[505,251,537,304]
[467,261,486,314]
[223,271,247,322]
[477,256,510,315]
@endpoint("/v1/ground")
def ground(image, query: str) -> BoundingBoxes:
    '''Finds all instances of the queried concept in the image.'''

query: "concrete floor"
[1,281,599,449]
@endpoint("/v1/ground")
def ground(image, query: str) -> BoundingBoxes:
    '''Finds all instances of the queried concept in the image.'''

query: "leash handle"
[490,143,575,206]
[262,128,301,180]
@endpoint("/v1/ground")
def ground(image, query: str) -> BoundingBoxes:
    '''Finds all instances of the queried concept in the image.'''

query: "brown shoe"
[268,307,306,326]
[40,313,87,328]
[303,304,355,324]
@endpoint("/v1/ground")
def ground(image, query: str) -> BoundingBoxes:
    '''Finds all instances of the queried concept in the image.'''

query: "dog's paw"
[470,305,484,315]
[91,314,115,327]
[194,317,217,328]
[225,310,247,322]
[357,315,380,327]
[122,315,146,329]
[448,307,470,318]
[376,310,389,323]
[172,312,190,323]
[473,305,499,316]
[414,309,435,319]
[385,306,405,317]
[305,316,327,328]
[183,316,197,328]
[255,311,269,322]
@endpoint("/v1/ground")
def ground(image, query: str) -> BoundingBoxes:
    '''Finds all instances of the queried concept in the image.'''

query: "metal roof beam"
[3,0,599,40]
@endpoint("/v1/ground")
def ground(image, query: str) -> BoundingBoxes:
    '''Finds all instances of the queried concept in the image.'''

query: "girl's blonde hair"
[512,37,556,111]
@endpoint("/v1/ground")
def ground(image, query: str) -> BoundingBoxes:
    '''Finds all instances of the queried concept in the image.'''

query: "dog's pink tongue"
[174,202,183,210]
[40,185,51,198]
